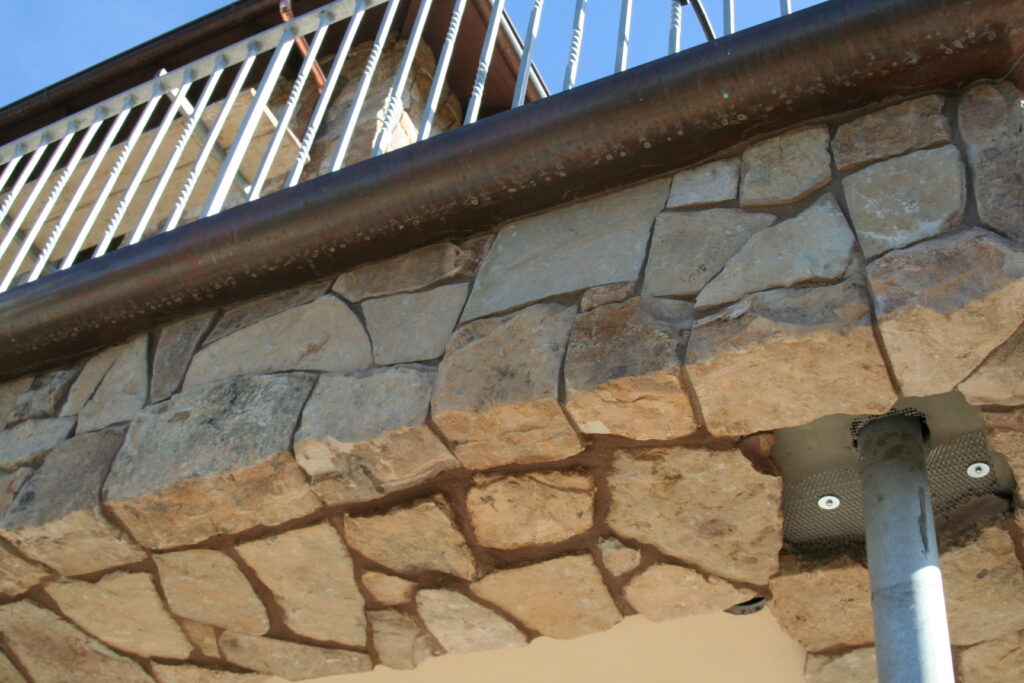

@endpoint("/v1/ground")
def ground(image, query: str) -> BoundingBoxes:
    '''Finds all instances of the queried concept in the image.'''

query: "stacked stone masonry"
[1,84,1024,681]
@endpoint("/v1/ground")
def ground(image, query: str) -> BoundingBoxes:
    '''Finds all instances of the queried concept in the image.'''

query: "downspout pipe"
[1,0,1023,379]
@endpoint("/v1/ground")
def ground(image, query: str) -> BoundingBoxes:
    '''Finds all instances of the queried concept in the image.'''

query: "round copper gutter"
[1,0,1023,379]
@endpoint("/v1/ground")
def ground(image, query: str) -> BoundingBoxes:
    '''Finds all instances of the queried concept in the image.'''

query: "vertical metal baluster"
[29,98,133,281]
[563,0,587,91]
[5,113,104,289]
[129,61,226,245]
[94,73,196,258]
[249,14,331,199]
[0,147,25,197]
[203,31,296,218]
[418,0,466,140]
[464,0,507,125]
[328,0,402,172]
[373,0,434,156]
[723,0,734,35]
[0,143,48,226]
[60,87,163,271]
[165,46,259,233]
[669,0,683,54]
[690,0,718,41]
[780,0,792,16]
[615,0,633,73]
[512,0,544,107]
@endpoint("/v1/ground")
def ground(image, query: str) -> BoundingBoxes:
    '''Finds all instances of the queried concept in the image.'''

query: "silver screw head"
[967,462,991,479]
[817,495,841,510]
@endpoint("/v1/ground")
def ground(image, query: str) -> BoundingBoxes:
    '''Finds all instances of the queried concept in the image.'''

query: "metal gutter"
[1,0,1023,379]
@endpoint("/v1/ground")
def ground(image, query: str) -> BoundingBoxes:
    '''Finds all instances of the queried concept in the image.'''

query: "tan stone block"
[78,334,148,434]
[155,549,268,635]
[416,588,527,653]
[0,546,50,598]
[471,555,621,639]
[363,283,470,364]
[152,664,273,683]
[179,618,221,658]
[831,95,951,171]
[959,325,1024,407]
[333,242,482,302]
[0,416,75,472]
[0,601,153,682]
[625,563,754,621]
[363,571,417,605]
[805,648,878,683]
[236,523,365,646]
[61,345,119,417]
[959,632,1024,683]
[206,279,330,345]
[580,281,636,311]
[0,651,26,683]
[687,280,896,435]
[868,228,1024,396]
[607,447,782,586]
[151,312,216,403]
[432,303,582,469]
[344,496,476,580]
[0,429,145,576]
[0,467,31,517]
[597,537,642,576]
[45,572,192,659]
[218,631,372,680]
[740,126,832,206]
[667,158,740,208]
[103,374,321,549]
[565,297,698,441]
[981,410,1024,490]
[369,608,442,670]
[6,367,80,426]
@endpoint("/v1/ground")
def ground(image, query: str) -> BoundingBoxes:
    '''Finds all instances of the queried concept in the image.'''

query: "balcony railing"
[0,0,799,294]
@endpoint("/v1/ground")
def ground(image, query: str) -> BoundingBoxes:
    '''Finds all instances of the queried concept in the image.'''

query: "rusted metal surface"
[280,0,329,91]
[1,0,1023,379]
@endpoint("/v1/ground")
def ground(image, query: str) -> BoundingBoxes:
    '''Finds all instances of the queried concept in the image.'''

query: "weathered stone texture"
[363,283,470,364]
[959,632,1024,683]
[416,588,527,653]
[959,82,1024,241]
[218,631,372,680]
[462,178,670,320]
[982,410,1024,485]
[432,303,582,469]
[205,279,330,345]
[0,416,75,472]
[831,95,951,170]
[179,619,221,658]
[467,471,594,549]
[236,523,366,646]
[625,563,754,622]
[78,334,149,433]
[0,429,144,576]
[564,297,698,441]
[960,324,1024,406]
[0,652,27,683]
[696,195,855,309]
[185,296,371,387]
[45,572,192,659]
[363,571,417,605]
[471,555,621,639]
[0,600,153,682]
[805,648,878,683]
[368,608,441,670]
[868,228,1024,396]
[580,281,636,311]
[62,345,119,416]
[6,367,79,426]
[0,376,32,425]
[295,366,458,505]
[0,467,31,518]
[607,447,782,586]
[740,126,832,206]
[104,373,321,549]
[152,664,273,683]
[687,280,895,435]
[843,145,965,258]
[333,241,483,302]
[0,547,50,598]
[642,208,776,298]
[666,158,740,208]
[154,549,269,635]
[598,537,642,576]
[150,312,216,403]
[344,496,477,579]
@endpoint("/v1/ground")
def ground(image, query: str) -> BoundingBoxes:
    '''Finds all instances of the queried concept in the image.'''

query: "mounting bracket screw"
[966,462,990,479]
[817,495,841,510]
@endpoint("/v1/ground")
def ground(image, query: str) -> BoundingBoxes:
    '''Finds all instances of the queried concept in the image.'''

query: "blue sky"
[0,0,825,109]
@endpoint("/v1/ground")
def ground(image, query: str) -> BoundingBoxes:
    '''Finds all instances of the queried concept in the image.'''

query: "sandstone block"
[0,546,50,598]
[363,283,469,364]
[61,345,119,416]
[624,563,754,622]
[432,303,582,469]
[0,601,153,682]
[0,467,31,517]
[152,664,273,683]
[236,523,366,646]
[607,447,782,586]
[740,126,832,206]
[416,588,527,653]
[471,555,621,639]
[696,195,855,309]
[0,376,32,425]
[218,631,372,680]
[868,228,1024,396]
[206,279,330,345]
[185,296,371,387]
[369,608,442,670]
[462,178,670,320]
[598,537,642,576]
[960,325,1024,406]
[467,471,595,549]
[642,208,776,298]
[45,572,192,659]
[294,366,458,505]
[6,367,79,426]
[104,373,321,549]
[0,652,26,683]
[0,416,75,472]
[333,241,483,302]
[959,632,1024,683]
[687,280,896,435]
[805,648,878,683]
[831,95,951,170]
[0,429,145,576]
[843,145,965,258]
[564,297,698,441]
[150,312,216,403]
[78,334,149,433]
[363,571,417,605]
[580,281,636,311]
[667,158,740,208]
[982,411,1024,487]
[154,549,269,635]
[179,618,221,658]
[959,82,1024,241]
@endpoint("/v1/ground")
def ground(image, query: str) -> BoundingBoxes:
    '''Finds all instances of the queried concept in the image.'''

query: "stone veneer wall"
[1,82,1024,682]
